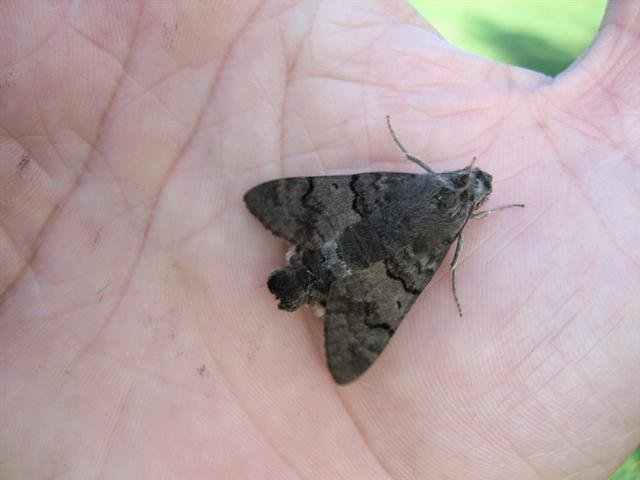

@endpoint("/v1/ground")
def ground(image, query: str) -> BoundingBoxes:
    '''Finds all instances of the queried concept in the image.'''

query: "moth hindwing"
[244,118,523,384]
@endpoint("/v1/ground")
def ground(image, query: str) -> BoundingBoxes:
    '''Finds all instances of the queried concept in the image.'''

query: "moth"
[244,118,523,385]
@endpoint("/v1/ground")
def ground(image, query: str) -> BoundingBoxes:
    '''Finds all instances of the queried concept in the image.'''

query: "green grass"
[408,2,639,477]
[410,0,606,76]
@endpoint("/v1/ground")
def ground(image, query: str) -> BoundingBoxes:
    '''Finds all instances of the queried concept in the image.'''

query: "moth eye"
[474,178,482,189]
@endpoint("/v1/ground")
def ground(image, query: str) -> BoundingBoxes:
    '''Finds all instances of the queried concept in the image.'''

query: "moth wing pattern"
[325,239,451,384]
[244,173,419,249]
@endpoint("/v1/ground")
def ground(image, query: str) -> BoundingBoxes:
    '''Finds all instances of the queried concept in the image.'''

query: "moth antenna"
[386,116,434,173]
[468,156,478,168]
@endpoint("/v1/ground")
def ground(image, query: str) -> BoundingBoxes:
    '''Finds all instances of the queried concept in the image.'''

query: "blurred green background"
[411,0,605,76]
[409,1,639,479]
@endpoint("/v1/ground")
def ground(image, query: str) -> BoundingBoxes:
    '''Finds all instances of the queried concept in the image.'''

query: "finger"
[558,0,640,104]
[346,0,443,37]
[600,0,640,37]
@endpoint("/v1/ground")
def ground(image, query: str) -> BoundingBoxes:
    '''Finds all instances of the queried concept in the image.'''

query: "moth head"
[468,168,493,210]
[443,167,493,212]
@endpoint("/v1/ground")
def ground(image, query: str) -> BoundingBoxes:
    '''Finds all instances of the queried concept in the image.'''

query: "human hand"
[1,1,638,479]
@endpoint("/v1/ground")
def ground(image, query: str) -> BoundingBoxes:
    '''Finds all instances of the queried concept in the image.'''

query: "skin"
[0,1,638,479]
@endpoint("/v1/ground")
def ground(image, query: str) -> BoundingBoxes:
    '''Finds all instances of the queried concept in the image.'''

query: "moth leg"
[307,302,326,318]
[450,232,464,317]
[285,245,297,262]
[472,203,525,220]
[386,115,434,173]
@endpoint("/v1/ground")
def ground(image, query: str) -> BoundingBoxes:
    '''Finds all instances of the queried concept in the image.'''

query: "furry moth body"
[244,118,523,385]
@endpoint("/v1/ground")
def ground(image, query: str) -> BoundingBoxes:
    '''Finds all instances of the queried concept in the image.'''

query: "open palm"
[1,2,638,479]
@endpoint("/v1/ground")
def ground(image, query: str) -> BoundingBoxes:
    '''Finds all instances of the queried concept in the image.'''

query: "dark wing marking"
[244,173,419,249]
[324,239,452,385]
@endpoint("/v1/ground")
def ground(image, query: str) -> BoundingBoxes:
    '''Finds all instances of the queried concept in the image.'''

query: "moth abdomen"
[267,266,314,311]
